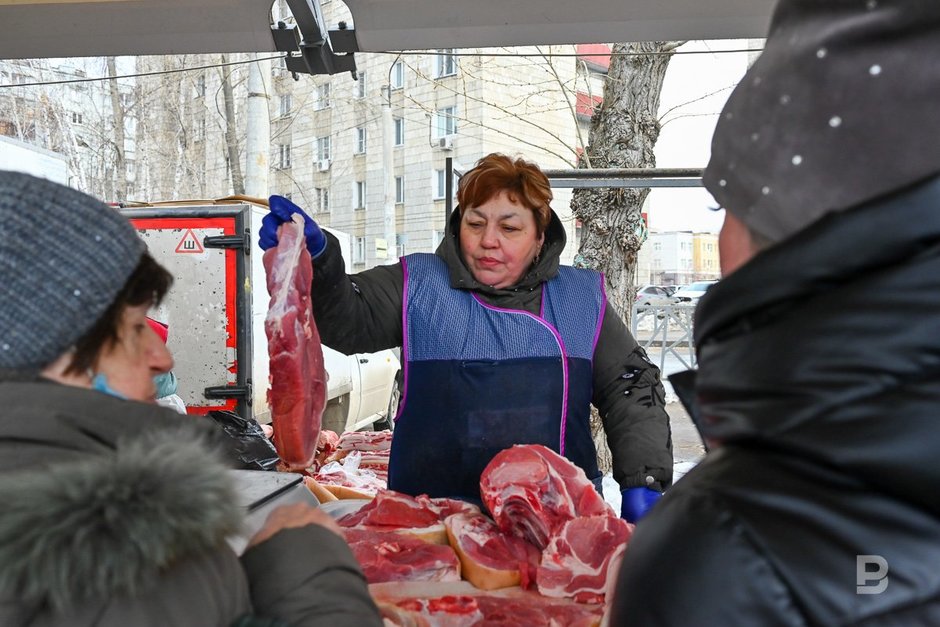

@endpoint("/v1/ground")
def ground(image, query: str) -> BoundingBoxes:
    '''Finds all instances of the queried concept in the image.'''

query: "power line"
[0,54,283,89]
[0,45,762,90]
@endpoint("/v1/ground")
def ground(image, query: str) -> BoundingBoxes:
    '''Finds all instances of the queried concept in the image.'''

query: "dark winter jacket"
[611,176,940,625]
[311,208,672,491]
[0,379,382,627]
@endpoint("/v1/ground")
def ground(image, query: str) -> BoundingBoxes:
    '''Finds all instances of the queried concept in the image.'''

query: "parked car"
[321,347,401,435]
[635,284,676,306]
[672,280,719,304]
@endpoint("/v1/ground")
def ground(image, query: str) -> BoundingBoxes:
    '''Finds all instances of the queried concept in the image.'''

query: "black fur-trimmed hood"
[0,427,244,612]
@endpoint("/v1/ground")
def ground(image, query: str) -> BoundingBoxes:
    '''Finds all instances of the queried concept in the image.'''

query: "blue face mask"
[91,373,127,400]
[153,371,178,399]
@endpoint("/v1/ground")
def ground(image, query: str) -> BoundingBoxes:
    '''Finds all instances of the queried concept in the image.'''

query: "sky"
[646,39,757,233]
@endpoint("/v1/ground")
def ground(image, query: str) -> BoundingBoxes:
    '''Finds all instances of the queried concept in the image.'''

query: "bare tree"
[219,55,245,195]
[571,41,682,473]
[106,57,127,201]
[572,41,682,318]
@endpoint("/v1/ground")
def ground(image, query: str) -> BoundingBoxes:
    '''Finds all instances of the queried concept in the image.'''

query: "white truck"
[0,136,68,185]
[122,199,401,434]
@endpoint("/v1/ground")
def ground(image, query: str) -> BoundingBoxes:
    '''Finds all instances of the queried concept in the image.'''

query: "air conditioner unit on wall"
[437,136,454,150]
[317,159,331,172]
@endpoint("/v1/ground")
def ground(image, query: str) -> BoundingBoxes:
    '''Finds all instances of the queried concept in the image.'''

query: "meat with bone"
[444,512,540,591]
[344,528,462,584]
[536,515,632,604]
[263,215,326,471]
[479,445,611,550]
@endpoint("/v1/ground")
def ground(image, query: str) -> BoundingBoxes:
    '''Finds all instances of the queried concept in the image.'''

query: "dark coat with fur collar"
[0,380,381,627]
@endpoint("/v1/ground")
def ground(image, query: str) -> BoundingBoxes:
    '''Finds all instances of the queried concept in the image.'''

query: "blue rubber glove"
[620,487,662,523]
[259,195,327,258]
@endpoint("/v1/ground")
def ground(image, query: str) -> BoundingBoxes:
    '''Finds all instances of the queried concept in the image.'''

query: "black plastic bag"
[207,410,280,471]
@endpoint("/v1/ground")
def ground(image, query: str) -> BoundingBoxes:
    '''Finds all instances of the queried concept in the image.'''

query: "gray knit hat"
[704,0,940,243]
[0,171,145,370]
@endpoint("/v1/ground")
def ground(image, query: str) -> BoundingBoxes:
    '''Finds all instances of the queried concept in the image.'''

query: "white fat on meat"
[536,515,632,604]
[479,445,612,550]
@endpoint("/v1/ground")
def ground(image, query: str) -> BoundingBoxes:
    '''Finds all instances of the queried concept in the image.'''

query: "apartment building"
[0,58,137,199]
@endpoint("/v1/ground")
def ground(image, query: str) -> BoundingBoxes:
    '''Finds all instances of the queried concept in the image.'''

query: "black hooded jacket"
[309,208,673,491]
[610,176,940,625]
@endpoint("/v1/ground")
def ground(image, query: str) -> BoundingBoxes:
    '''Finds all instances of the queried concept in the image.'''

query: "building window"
[71,112,83,125]
[316,136,332,161]
[279,94,292,117]
[432,230,445,248]
[390,60,404,89]
[193,118,206,142]
[395,176,404,204]
[354,180,367,209]
[396,234,406,258]
[316,187,330,213]
[433,169,457,200]
[353,236,366,264]
[434,106,457,138]
[355,127,367,154]
[355,71,366,98]
[394,117,405,146]
[278,144,292,169]
[435,49,457,78]
[314,83,331,110]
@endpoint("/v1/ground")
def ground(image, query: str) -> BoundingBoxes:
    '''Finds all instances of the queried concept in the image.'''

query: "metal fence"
[630,303,698,372]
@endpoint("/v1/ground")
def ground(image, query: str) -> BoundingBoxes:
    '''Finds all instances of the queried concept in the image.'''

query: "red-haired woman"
[259,153,672,522]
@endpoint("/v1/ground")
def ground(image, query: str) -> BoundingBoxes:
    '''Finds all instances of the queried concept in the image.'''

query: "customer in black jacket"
[611,1,940,624]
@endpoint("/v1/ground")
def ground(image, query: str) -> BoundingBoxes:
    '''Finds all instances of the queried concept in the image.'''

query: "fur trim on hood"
[0,427,243,612]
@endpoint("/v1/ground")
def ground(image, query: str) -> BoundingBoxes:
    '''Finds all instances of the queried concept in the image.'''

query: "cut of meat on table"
[444,512,540,591]
[425,497,482,520]
[372,583,604,627]
[338,429,394,452]
[381,595,483,626]
[536,515,632,604]
[337,490,481,544]
[263,214,326,471]
[480,445,611,550]
[344,528,461,584]
[314,429,340,468]
[314,450,387,497]
[339,490,442,529]
[473,595,601,627]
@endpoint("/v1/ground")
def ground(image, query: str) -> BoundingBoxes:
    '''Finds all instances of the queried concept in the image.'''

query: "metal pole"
[445,156,454,221]
[382,86,396,263]
[245,54,271,198]
[542,167,703,189]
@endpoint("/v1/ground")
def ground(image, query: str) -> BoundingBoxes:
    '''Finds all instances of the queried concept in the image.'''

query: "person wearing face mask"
[0,171,382,627]
[258,153,673,521]
[146,317,187,414]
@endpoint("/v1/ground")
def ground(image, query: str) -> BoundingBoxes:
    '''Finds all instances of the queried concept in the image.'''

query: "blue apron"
[388,253,605,500]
